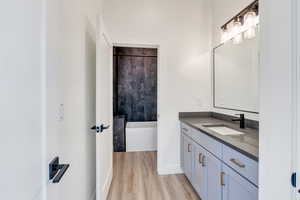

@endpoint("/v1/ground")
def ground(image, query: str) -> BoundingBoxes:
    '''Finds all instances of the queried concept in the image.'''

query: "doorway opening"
[112,46,158,153]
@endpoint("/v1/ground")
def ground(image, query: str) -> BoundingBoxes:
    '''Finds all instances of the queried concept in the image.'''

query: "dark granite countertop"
[179,112,259,161]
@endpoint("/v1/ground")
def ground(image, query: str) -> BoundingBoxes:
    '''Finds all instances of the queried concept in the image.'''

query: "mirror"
[213,37,259,113]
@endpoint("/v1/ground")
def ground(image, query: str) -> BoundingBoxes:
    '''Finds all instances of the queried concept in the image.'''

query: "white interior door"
[296,0,300,199]
[95,29,113,200]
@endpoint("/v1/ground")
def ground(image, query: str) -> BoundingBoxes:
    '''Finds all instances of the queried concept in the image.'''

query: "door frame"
[112,42,161,168]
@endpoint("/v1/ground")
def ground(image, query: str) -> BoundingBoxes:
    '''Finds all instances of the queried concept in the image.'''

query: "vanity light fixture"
[220,0,259,44]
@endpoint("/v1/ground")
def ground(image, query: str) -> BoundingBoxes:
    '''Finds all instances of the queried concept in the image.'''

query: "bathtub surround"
[126,121,157,152]
[113,47,157,122]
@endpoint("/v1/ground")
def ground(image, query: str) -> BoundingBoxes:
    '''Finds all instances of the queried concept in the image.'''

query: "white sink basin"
[204,125,245,136]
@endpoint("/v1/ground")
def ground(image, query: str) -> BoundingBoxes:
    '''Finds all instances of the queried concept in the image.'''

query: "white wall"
[103,0,212,174]
[45,0,103,200]
[0,1,44,200]
[211,0,259,120]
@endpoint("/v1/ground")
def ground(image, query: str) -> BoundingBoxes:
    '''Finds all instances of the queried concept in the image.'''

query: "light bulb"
[232,20,242,36]
[244,11,257,28]
[233,33,243,44]
[244,26,256,39]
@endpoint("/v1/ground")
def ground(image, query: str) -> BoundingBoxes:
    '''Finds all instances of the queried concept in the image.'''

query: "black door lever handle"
[53,164,70,183]
[91,125,110,133]
[49,157,70,183]
[100,124,110,132]
[91,125,100,133]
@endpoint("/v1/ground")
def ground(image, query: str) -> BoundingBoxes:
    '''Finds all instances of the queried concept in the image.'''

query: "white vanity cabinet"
[222,164,258,200]
[193,144,208,199]
[182,134,194,182]
[183,134,222,200]
[204,149,222,200]
[181,122,258,200]
[223,145,258,186]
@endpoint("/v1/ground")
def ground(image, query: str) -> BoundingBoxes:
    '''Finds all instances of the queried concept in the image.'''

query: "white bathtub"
[126,121,157,152]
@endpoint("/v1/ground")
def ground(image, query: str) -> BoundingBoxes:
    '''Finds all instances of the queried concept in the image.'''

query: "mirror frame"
[212,44,259,114]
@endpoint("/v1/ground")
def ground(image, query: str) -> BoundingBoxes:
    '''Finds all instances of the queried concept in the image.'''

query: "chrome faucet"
[232,114,245,129]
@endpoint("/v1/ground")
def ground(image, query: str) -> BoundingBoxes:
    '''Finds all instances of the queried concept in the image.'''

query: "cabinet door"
[222,164,258,200]
[180,134,184,170]
[183,135,193,182]
[193,144,207,200]
[205,150,222,200]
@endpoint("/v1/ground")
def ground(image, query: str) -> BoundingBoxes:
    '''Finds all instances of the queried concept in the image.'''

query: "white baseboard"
[157,164,183,175]
[102,165,113,200]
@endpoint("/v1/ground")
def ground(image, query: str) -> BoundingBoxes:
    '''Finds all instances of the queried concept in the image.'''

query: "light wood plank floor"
[107,151,200,200]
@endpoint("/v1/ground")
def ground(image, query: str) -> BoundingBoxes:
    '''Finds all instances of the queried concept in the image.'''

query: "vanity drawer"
[190,129,222,159]
[181,122,222,159]
[223,145,258,186]
[181,123,192,135]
